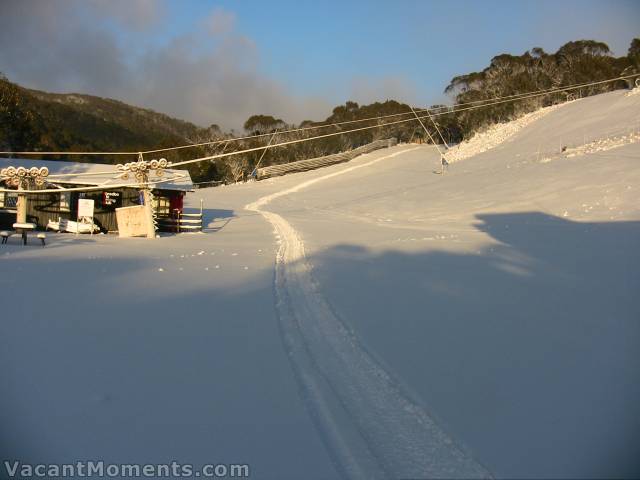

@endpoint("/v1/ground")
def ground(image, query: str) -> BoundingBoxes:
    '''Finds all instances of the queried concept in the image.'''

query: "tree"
[441,38,633,139]
[243,114,285,134]
[0,74,38,151]
[530,47,546,59]
[444,71,485,95]
[629,38,640,67]
[227,157,248,182]
[556,40,611,61]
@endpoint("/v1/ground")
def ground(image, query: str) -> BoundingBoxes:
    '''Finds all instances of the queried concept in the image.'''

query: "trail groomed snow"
[247,147,492,479]
[446,103,564,163]
[2,89,638,480]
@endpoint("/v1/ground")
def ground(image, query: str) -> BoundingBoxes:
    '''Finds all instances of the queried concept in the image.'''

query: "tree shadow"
[307,211,640,478]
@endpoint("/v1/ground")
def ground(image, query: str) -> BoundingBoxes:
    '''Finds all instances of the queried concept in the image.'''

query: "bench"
[13,222,36,245]
[1,230,46,246]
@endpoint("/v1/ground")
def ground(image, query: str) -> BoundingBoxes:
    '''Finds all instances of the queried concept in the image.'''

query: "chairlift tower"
[0,166,49,223]
[116,155,171,238]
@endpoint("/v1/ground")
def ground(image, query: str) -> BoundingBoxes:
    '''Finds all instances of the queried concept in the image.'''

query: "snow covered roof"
[0,157,193,192]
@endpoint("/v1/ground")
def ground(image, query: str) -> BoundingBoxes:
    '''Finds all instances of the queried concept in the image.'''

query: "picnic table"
[12,222,37,245]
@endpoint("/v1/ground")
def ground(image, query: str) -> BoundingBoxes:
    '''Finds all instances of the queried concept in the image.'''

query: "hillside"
[0,76,201,159]
[27,89,201,141]
[2,88,639,479]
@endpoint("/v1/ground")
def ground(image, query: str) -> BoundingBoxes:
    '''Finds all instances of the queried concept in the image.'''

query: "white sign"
[78,198,95,218]
[116,205,153,238]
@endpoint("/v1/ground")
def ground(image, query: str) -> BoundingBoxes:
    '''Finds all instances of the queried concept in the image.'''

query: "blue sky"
[157,0,639,102]
[1,0,638,129]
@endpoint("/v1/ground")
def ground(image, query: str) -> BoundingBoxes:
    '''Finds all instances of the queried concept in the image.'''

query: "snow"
[561,131,640,158]
[247,148,490,478]
[625,86,640,97]
[446,103,564,163]
[2,88,639,479]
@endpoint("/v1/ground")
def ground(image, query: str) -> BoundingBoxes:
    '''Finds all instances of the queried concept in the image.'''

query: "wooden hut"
[0,158,193,232]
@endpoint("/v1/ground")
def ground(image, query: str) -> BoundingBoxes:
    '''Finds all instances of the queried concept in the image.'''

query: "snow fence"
[256,138,398,179]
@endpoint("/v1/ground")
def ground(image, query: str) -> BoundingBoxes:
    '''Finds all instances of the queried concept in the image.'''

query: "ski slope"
[1,89,639,479]
[246,148,492,479]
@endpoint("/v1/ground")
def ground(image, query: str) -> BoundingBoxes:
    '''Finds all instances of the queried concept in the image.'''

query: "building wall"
[0,188,185,232]
[20,188,139,232]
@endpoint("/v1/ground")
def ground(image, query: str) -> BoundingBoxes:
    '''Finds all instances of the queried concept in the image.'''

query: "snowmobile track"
[246,147,492,479]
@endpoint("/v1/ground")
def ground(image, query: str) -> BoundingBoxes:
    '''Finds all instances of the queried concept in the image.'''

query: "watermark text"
[3,460,250,478]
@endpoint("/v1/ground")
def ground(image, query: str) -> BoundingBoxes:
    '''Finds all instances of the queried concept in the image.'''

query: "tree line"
[1,38,638,184]
[186,37,639,182]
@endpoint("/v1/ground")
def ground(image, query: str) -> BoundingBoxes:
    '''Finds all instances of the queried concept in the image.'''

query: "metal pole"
[200,198,204,233]
[410,106,444,156]
[252,129,280,177]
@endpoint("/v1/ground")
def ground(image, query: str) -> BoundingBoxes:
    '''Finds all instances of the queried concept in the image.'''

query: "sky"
[0,0,638,130]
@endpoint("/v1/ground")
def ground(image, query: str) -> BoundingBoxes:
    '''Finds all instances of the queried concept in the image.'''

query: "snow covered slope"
[1,89,638,479]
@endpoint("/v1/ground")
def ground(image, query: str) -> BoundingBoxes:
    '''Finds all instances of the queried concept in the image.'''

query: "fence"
[193,180,225,189]
[156,199,204,233]
[256,138,398,180]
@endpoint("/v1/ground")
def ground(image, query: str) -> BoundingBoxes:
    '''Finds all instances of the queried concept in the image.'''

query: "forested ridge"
[1,38,638,183]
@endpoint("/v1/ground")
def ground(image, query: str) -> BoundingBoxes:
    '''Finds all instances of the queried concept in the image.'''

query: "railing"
[256,138,398,179]
[193,180,225,189]
[156,200,204,233]
[157,211,203,233]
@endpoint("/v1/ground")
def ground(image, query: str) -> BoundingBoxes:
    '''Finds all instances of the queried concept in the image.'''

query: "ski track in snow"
[246,147,492,479]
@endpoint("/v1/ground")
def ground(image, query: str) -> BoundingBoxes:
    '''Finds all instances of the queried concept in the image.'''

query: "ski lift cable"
[113,71,640,153]
[1,73,636,189]
[169,74,638,168]
[3,72,633,187]
[0,74,635,158]
[409,106,445,156]
[0,173,188,195]
[252,129,280,174]
[423,107,450,150]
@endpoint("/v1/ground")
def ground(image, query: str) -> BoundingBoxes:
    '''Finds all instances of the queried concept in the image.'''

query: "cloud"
[127,31,332,131]
[0,1,332,131]
[204,7,236,37]
[87,0,165,31]
[0,0,131,98]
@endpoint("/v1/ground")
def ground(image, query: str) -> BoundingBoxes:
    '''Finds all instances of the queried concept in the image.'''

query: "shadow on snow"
[306,211,640,478]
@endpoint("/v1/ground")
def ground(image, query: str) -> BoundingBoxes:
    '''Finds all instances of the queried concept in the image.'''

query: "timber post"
[16,187,27,224]
[142,188,156,239]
